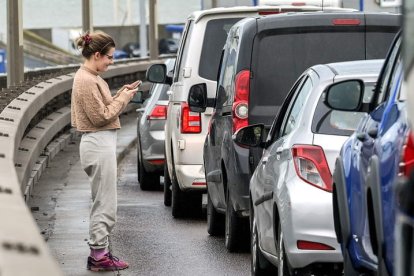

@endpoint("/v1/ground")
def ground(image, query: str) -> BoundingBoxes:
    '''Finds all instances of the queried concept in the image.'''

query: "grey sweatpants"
[79,129,117,250]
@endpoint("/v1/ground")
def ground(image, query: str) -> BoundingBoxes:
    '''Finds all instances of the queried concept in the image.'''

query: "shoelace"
[107,253,121,276]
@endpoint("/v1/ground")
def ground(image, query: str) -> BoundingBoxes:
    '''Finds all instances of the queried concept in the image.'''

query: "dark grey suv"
[189,11,400,252]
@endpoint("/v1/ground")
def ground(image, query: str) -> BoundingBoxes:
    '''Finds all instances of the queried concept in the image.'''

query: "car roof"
[188,5,355,23]
[324,59,384,77]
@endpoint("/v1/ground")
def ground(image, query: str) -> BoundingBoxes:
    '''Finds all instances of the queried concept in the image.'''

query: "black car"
[189,11,400,252]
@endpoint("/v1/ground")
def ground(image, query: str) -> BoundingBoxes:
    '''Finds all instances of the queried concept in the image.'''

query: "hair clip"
[83,34,92,45]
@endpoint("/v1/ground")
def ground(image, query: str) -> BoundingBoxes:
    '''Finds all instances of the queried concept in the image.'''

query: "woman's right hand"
[124,88,138,100]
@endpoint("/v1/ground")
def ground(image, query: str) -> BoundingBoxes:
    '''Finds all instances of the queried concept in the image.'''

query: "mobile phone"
[132,80,142,89]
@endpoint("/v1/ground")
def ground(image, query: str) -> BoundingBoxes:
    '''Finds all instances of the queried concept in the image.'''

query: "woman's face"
[95,47,115,72]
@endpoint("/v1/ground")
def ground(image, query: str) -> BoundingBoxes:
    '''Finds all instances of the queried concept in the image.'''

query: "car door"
[165,20,194,174]
[350,35,402,262]
[206,42,236,209]
[376,58,404,270]
[256,74,312,255]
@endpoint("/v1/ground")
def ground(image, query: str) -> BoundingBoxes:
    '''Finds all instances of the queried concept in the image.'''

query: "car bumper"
[142,130,165,173]
[280,176,342,268]
[175,164,207,192]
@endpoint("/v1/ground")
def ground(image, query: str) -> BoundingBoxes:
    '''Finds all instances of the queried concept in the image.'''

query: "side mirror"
[232,124,265,148]
[188,83,207,113]
[324,80,364,111]
[146,64,168,84]
[130,91,144,104]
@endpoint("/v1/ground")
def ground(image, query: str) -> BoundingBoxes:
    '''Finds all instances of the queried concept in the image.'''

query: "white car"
[234,59,384,274]
[146,5,335,218]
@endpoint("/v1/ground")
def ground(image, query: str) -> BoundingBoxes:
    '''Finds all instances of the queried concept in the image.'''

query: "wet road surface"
[31,136,250,276]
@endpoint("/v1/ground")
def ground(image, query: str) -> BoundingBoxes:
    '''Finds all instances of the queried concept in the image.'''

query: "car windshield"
[311,83,375,136]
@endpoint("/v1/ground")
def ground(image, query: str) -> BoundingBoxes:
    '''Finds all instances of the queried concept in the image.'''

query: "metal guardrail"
[0,58,165,275]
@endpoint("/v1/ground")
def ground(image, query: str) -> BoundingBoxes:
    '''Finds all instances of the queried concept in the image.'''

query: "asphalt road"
[31,136,250,276]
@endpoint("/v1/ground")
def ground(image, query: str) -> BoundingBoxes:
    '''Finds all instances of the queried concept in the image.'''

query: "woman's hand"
[123,80,142,91]
[125,88,138,100]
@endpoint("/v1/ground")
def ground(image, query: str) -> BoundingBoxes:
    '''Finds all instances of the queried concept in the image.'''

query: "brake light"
[399,131,414,176]
[147,105,167,120]
[258,11,281,15]
[297,240,335,250]
[291,2,306,6]
[232,70,250,133]
[292,145,332,192]
[332,19,361,26]
[181,102,201,133]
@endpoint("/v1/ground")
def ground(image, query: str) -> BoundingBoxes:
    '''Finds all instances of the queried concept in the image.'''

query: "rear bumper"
[281,177,342,268]
[175,164,207,192]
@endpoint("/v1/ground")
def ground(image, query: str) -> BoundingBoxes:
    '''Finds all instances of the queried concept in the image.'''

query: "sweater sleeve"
[80,82,130,127]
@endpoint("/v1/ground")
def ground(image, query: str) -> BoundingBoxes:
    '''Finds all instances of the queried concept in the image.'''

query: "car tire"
[225,190,249,252]
[251,212,275,275]
[171,168,186,217]
[171,174,202,218]
[163,163,172,207]
[137,140,159,191]
[207,191,224,236]
[277,221,291,276]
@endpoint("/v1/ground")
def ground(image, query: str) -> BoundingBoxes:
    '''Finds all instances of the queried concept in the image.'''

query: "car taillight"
[148,159,165,165]
[292,145,332,192]
[232,70,250,133]
[332,19,361,26]
[181,102,201,133]
[147,105,167,120]
[399,130,414,177]
[297,240,335,250]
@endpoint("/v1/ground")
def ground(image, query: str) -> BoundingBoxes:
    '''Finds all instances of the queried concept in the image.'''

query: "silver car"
[137,58,175,190]
[233,59,384,275]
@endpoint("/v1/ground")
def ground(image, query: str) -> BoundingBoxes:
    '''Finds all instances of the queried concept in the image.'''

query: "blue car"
[328,32,413,275]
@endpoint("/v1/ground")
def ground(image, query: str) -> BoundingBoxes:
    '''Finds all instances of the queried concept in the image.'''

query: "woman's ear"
[93,52,100,60]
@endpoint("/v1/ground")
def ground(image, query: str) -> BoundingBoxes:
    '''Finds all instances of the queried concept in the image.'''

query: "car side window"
[280,76,313,137]
[173,20,194,83]
[218,29,239,107]
[267,75,306,143]
[375,36,402,106]
[389,57,404,102]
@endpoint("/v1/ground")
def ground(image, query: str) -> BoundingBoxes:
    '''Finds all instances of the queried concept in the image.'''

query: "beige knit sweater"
[71,66,131,132]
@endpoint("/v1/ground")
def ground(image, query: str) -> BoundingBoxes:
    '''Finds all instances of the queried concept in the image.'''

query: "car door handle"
[276,147,284,160]
[356,132,367,142]
[276,147,283,154]
[367,126,378,139]
[167,90,173,95]
[261,156,269,165]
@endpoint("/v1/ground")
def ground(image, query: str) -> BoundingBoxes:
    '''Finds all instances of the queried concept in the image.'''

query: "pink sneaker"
[87,253,129,272]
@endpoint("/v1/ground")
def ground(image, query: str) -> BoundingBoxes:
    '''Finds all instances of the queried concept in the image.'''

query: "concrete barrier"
[0,59,164,275]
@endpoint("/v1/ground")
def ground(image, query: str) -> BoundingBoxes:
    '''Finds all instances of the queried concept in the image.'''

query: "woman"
[71,31,139,272]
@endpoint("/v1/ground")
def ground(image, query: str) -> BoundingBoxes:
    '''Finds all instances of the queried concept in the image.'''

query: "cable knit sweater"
[71,65,131,132]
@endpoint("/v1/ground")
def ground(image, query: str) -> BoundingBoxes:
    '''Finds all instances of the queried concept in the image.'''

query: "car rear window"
[250,31,364,125]
[199,18,243,81]
[249,29,395,125]
[311,83,376,136]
